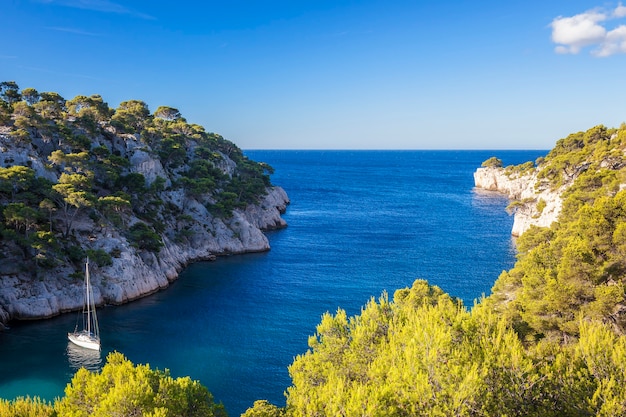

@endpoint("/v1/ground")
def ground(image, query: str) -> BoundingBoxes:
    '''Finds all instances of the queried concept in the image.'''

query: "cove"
[0,150,546,416]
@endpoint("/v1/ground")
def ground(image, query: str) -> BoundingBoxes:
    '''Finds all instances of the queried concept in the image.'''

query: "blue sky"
[1,1,626,149]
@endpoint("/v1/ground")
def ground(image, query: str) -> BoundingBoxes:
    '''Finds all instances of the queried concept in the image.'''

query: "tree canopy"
[4,81,626,416]
[0,80,275,274]
[0,352,227,417]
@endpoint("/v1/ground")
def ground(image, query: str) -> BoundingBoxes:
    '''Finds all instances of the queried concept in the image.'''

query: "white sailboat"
[68,259,101,351]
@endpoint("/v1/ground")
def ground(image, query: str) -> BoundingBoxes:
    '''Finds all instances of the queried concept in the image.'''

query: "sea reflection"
[66,343,102,372]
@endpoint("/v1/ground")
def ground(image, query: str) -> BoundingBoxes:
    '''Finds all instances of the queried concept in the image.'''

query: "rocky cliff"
[474,166,562,236]
[0,185,288,325]
[0,125,289,327]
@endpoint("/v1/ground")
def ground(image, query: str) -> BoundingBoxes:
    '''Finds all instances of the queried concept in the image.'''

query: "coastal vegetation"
[0,81,273,276]
[486,123,626,343]
[480,156,502,168]
[0,352,227,417]
[248,122,626,416]
[280,281,626,416]
[3,80,626,416]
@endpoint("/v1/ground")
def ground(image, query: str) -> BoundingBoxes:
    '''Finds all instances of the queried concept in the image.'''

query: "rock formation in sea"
[473,166,562,237]
[0,128,289,327]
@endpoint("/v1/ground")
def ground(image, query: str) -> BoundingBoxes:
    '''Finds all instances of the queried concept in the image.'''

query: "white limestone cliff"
[0,131,290,325]
[0,186,289,323]
[474,166,563,237]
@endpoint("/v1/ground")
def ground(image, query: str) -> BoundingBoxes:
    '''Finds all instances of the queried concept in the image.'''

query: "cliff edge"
[0,84,290,327]
[473,166,562,237]
[0,184,288,325]
[0,125,289,325]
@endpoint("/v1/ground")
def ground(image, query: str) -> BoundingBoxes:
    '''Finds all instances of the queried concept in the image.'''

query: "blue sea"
[0,150,546,416]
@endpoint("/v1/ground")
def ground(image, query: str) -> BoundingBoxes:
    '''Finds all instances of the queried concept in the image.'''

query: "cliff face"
[0,187,288,323]
[0,130,289,325]
[473,167,562,236]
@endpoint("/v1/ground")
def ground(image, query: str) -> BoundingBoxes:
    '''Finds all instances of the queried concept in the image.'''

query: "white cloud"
[551,11,606,54]
[551,3,626,56]
[614,3,626,17]
[593,25,626,56]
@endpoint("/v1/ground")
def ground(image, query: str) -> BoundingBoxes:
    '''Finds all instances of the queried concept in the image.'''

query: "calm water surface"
[0,150,546,416]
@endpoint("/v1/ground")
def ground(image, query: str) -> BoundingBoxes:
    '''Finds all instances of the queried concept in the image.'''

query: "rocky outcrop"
[474,167,562,236]
[0,130,290,325]
[0,128,57,182]
[0,186,289,322]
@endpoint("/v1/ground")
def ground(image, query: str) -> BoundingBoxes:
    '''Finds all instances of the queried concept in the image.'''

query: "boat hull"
[68,331,101,351]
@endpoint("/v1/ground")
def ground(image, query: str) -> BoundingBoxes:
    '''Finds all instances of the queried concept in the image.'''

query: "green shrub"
[86,248,113,267]
[127,222,163,252]
[481,157,503,168]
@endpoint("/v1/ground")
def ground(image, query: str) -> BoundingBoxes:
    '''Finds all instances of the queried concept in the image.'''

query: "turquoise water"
[0,150,546,415]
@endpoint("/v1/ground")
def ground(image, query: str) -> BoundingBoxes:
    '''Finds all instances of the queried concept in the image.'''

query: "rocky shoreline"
[473,166,562,236]
[0,185,289,328]
[0,121,293,328]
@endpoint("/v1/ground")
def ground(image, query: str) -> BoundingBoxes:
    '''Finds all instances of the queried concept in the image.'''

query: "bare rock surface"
[474,166,562,236]
[0,131,289,324]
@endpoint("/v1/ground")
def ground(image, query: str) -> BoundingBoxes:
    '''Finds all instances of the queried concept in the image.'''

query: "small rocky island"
[0,82,289,327]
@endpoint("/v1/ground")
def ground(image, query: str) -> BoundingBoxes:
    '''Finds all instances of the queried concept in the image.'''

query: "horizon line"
[242,148,550,151]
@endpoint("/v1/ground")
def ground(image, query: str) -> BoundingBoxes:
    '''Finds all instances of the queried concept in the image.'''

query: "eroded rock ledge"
[474,166,562,237]
[0,186,289,326]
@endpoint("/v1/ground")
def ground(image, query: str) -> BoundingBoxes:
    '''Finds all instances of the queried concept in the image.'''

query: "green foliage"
[243,400,285,417]
[535,198,547,215]
[3,202,39,235]
[86,249,113,267]
[5,82,626,417]
[0,102,11,124]
[53,352,227,417]
[154,105,183,121]
[0,165,35,201]
[34,91,66,120]
[157,136,188,169]
[275,122,626,416]
[0,80,279,277]
[151,176,167,193]
[5,311,623,417]
[535,125,618,190]
[489,188,626,341]
[211,191,240,218]
[66,94,112,129]
[21,87,40,105]
[505,197,533,215]
[0,81,21,105]
[67,245,86,263]
[10,84,626,417]
[128,222,163,252]
[52,172,95,237]
[288,281,496,416]
[283,279,626,416]
[180,159,224,197]
[481,156,503,168]
[111,99,150,133]
[505,160,535,176]
[116,172,147,195]
[483,123,626,342]
[1,354,228,417]
[98,194,131,227]
[0,396,53,417]
[66,133,92,151]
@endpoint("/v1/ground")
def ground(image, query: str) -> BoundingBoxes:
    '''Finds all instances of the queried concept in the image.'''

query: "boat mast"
[85,258,91,334]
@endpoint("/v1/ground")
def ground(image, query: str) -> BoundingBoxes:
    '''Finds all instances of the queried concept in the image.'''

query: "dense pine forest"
[2,80,626,416]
